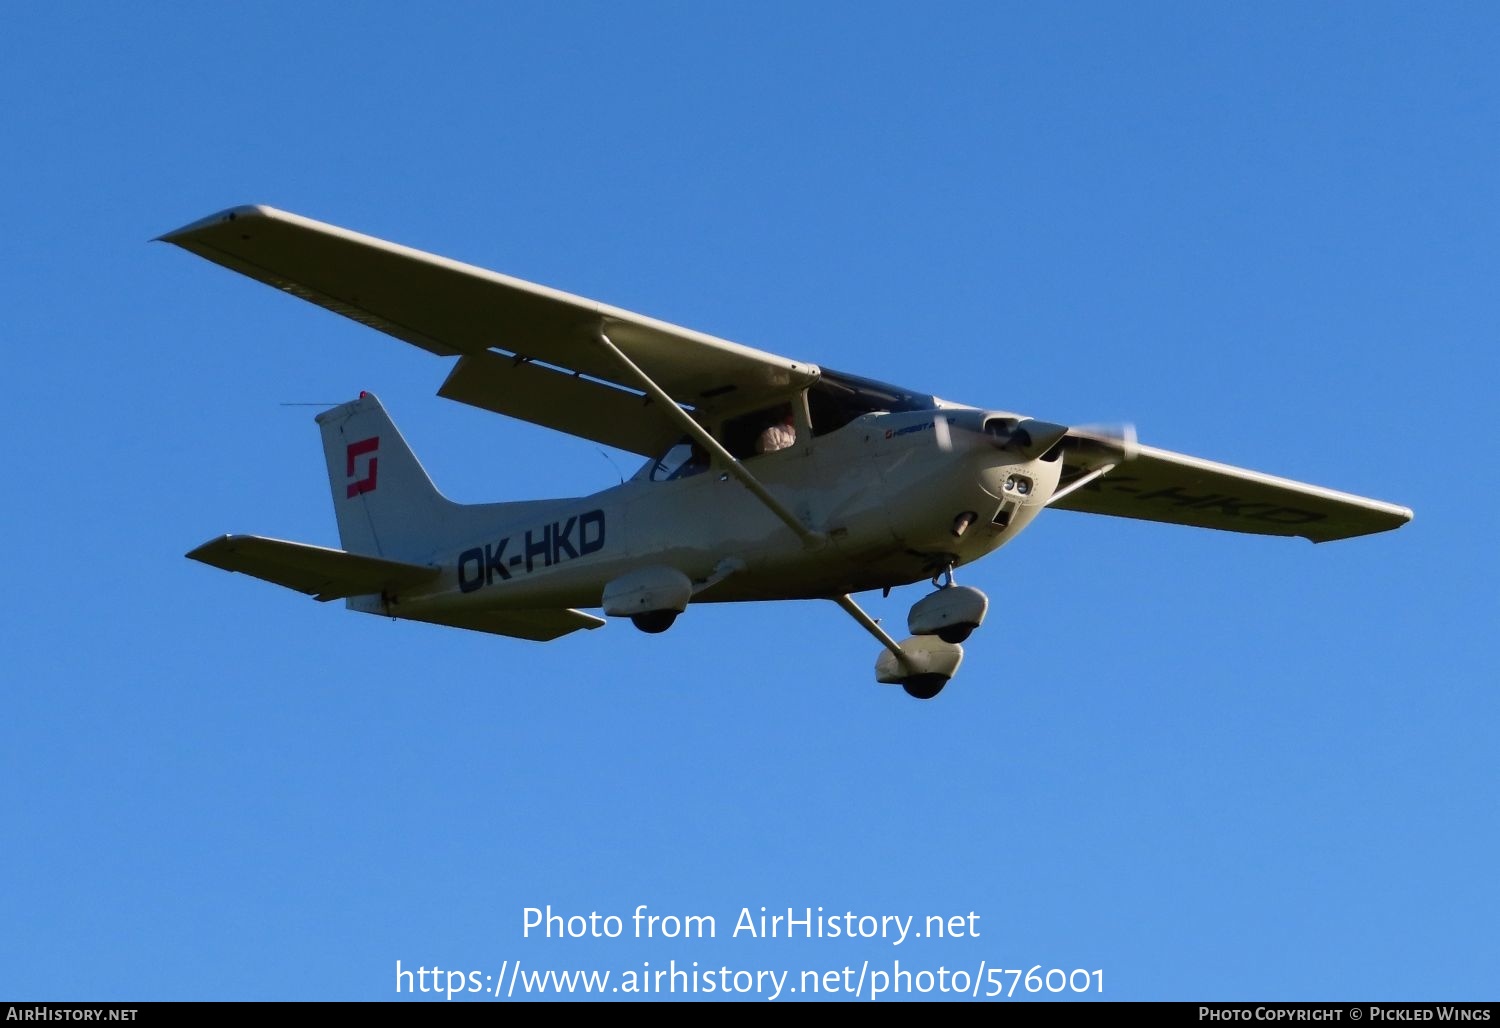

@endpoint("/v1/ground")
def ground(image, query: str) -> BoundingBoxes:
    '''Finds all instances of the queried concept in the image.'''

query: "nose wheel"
[908,571,988,647]
[901,674,949,700]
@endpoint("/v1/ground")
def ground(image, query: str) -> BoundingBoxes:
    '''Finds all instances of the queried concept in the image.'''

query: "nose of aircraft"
[983,417,1070,460]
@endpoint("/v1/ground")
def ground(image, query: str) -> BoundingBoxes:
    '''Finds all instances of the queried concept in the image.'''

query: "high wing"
[1052,434,1412,542]
[159,205,819,456]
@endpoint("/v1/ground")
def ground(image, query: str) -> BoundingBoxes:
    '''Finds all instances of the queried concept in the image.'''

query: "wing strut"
[595,328,825,546]
[831,594,913,671]
[1046,463,1119,507]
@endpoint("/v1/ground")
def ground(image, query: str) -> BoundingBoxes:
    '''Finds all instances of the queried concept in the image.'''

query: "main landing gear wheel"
[901,674,949,700]
[876,636,963,698]
[630,610,678,634]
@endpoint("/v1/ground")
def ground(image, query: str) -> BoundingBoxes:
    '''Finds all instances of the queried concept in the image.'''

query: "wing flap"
[187,534,440,601]
[437,350,682,457]
[1051,442,1412,542]
[397,606,607,642]
[159,206,819,425]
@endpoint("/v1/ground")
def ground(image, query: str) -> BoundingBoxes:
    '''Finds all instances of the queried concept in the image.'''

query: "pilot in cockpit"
[755,406,797,454]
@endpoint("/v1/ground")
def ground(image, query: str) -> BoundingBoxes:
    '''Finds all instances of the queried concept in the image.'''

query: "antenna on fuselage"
[597,448,625,484]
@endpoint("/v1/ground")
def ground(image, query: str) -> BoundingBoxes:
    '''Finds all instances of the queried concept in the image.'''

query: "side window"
[807,384,866,437]
[645,439,709,482]
[722,404,797,459]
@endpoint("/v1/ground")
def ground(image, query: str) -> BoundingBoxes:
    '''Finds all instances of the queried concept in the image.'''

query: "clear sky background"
[2,2,1495,1002]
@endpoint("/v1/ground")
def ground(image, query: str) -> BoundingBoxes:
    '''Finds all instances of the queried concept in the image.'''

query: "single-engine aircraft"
[163,206,1412,698]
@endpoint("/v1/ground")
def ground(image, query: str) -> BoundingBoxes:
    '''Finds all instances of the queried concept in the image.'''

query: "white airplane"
[163,206,1412,698]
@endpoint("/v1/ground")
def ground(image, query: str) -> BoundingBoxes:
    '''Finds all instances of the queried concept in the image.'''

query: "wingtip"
[155,204,279,244]
[1305,503,1415,543]
[1375,502,1415,530]
[185,534,238,561]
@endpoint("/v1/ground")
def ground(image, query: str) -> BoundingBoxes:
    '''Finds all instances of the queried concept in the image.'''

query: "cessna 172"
[163,205,1412,698]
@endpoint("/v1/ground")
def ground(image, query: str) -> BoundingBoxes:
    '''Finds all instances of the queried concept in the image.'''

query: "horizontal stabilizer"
[186,534,439,601]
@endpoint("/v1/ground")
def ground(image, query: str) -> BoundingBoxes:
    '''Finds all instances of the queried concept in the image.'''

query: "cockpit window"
[721,404,797,459]
[634,438,710,482]
[808,368,935,437]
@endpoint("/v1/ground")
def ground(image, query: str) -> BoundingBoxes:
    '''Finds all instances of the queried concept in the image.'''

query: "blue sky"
[2,2,1495,1002]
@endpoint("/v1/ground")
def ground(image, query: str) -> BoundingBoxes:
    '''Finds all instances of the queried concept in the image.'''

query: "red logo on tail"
[346,437,379,498]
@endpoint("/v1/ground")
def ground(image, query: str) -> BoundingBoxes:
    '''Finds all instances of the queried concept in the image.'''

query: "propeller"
[1064,421,1139,464]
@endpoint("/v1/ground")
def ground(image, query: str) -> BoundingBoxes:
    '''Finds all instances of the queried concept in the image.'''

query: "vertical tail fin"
[316,392,455,561]
[317,392,562,564]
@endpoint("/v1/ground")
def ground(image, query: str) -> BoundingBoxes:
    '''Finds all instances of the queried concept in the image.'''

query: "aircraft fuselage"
[375,405,1060,623]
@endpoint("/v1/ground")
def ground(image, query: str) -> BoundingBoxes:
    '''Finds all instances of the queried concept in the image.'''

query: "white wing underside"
[160,205,820,456]
[163,205,1411,543]
[1054,436,1411,542]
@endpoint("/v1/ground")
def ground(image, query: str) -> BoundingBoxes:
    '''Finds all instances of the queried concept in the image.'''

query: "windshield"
[808,367,935,436]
